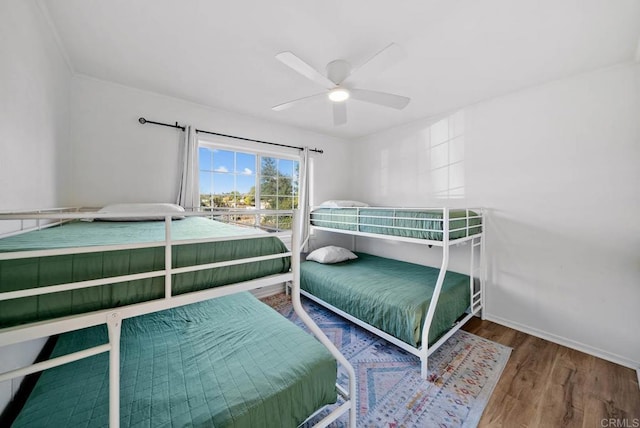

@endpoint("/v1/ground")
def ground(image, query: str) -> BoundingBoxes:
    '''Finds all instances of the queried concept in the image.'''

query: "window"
[199,145,299,231]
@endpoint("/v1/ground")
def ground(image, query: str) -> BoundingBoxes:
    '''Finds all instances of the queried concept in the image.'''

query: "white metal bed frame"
[0,209,356,428]
[306,206,485,379]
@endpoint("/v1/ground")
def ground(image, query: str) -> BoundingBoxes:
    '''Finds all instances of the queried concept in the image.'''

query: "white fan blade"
[342,43,406,85]
[333,102,347,126]
[350,89,410,110]
[272,92,327,111]
[276,52,336,89]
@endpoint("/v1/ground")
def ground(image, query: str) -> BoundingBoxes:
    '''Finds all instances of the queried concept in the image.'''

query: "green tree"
[260,157,296,230]
[244,186,256,206]
[212,195,224,207]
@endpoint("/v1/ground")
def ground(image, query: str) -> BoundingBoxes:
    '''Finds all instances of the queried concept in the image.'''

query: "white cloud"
[242,168,253,175]
[214,166,229,173]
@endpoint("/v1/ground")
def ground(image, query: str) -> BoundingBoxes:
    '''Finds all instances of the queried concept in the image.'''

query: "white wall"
[350,63,640,367]
[0,0,72,225]
[69,76,352,208]
[0,0,73,413]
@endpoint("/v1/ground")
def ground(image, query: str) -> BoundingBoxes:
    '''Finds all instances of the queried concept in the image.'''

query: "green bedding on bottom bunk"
[0,217,290,328]
[300,252,471,347]
[12,292,337,428]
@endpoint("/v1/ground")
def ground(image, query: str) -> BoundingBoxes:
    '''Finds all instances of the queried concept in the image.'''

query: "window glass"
[199,147,213,171]
[236,152,255,174]
[213,149,233,173]
[198,145,298,230]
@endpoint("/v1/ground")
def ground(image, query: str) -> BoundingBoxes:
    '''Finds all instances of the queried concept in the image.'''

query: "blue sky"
[199,148,297,194]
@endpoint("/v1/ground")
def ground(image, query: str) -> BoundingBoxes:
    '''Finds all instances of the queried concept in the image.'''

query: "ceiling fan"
[272,43,410,126]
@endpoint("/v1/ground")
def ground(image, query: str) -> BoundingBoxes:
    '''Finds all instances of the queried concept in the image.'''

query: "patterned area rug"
[261,293,511,428]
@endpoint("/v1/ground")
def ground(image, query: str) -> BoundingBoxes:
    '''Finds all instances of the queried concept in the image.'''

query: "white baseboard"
[249,283,286,299]
[485,313,640,370]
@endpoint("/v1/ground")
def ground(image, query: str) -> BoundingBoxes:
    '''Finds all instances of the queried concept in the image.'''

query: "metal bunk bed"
[304,206,485,379]
[0,208,356,428]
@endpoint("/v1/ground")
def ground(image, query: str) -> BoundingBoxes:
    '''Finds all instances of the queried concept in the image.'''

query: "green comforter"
[12,292,337,428]
[0,218,290,328]
[310,208,482,240]
[300,252,470,347]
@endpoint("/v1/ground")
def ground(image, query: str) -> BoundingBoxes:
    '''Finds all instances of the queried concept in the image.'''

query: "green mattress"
[300,252,470,347]
[310,208,482,240]
[0,218,290,328]
[12,292,337,428]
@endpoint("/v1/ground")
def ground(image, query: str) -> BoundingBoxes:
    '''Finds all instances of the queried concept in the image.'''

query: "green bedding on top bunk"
[300,252,471,347]
[310,208,482,240]
[12,292,337,428]
[0,217,290,328]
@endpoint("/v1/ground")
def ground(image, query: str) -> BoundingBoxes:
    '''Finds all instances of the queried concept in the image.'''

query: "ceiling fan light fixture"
[328,87,350,102]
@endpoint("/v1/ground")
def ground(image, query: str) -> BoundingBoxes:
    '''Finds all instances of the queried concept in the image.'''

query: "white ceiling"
[42,0,640,139]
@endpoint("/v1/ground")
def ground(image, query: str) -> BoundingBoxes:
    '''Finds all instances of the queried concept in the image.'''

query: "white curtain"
[297,147,310,251]
[176,125,199,209]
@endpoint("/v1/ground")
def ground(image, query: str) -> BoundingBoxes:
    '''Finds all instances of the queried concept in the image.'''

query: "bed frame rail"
[0,209,356,428]
[310,206,483,246]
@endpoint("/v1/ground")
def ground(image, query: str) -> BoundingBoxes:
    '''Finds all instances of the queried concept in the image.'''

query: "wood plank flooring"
[462,318,640,428]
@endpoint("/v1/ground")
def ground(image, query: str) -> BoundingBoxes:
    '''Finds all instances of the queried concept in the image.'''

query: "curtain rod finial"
[138,117,146,124]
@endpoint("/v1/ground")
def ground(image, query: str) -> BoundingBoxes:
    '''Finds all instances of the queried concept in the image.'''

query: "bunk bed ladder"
[470,235,483,314]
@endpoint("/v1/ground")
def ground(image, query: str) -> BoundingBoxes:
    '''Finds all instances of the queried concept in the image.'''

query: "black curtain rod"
[138,117,185,131]
[138,117,323,154]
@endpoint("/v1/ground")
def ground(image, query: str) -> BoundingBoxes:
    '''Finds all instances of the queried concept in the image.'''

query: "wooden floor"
[462,318,640,427]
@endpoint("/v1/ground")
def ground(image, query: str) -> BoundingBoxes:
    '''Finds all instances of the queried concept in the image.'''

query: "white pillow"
[319,200,369,208]
[306,246,358,264]
[97,203,186,221]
